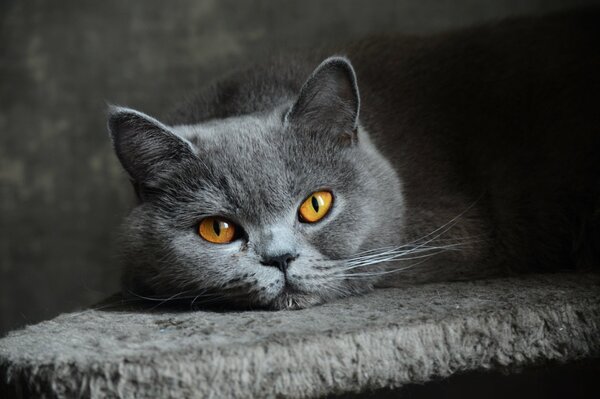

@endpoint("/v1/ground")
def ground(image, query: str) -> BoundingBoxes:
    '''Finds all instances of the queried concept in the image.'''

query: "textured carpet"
[1,273,599,398]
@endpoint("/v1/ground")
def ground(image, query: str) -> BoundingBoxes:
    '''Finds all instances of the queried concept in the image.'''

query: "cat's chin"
[264,278,374,310]
[266,287,326,310]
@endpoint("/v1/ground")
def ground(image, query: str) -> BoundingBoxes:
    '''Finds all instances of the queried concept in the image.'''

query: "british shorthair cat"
[108,10,599,309]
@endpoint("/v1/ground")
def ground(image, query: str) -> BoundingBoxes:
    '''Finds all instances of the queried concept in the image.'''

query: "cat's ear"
[107,106,197,184]
[285,56,360,141]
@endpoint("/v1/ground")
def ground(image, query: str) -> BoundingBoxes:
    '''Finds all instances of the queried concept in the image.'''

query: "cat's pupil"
[311,196,319,212]
[213,220,221,236]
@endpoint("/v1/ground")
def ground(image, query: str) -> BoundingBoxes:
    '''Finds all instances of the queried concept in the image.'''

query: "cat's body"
[109,10,599,309]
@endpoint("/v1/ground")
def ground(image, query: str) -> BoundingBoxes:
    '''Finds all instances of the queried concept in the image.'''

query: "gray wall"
[1,0,597,335]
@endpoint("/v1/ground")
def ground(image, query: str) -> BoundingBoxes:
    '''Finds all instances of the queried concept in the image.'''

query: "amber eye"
[198,217,236,244]
[299,191,333,223]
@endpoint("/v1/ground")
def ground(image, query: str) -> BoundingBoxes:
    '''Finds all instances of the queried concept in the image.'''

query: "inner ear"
[286,56,360,140]
[107,106,197,185]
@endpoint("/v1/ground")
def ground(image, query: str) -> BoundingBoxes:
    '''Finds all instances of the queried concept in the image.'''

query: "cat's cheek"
[306,220,366,259]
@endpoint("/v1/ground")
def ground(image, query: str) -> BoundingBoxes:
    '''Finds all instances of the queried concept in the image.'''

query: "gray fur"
[108,11,600,310]
[109,57,403,310]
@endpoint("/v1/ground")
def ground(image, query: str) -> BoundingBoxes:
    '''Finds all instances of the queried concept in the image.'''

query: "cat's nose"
[260,253,298,273]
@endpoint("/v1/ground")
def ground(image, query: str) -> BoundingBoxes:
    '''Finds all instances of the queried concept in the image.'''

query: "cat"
[107,10,599,310]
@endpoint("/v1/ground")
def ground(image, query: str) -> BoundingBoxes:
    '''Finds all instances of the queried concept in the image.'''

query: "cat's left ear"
[285,56,360,142]
[106,106,197,186]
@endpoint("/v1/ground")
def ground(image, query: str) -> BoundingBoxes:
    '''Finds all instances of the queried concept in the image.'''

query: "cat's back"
[349,9,600,271]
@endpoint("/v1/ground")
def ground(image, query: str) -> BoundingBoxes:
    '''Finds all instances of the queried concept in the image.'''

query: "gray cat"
[108,10,599,310]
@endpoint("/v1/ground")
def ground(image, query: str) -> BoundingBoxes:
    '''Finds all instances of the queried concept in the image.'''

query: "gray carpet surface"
[1,273,599,398]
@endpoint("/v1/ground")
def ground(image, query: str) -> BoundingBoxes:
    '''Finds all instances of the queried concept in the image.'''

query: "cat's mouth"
[268,284,322,310]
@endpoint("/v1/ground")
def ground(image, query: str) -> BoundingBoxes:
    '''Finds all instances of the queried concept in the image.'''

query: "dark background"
[1,0,598,335]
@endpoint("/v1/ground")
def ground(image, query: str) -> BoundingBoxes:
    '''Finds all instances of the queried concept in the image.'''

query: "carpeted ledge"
[1,274,599,398]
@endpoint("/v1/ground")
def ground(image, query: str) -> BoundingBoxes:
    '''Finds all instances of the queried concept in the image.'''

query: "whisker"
[397,199,480,246]
[147,290,192,311]
[345,242,464,266]
[340,248,451,271]
[342,199,480,267]
[125,289,193,302]
[329,257,432,279]
[339,233,482,275]
[346,238,483,267]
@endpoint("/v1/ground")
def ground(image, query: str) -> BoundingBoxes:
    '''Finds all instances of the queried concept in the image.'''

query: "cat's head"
[108,57,404,309]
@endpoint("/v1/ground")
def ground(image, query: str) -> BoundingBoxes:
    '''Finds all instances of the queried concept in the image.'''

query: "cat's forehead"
[167,111,357,223]
[172,111,284,150]
[170,110,337,181]
[168,112,317,220]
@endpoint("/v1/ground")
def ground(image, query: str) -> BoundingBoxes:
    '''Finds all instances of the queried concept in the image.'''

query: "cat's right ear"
[107,106,197,184]
[285,56,360,143]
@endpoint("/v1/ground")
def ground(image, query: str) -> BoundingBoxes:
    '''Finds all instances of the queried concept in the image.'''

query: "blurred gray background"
[1,0,598,335]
